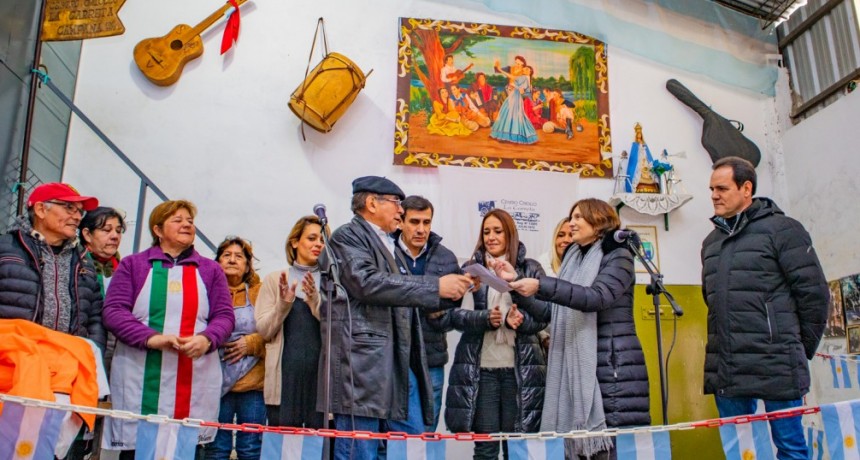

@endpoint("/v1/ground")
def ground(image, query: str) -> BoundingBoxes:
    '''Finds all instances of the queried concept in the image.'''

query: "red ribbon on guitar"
[220,0,240,55]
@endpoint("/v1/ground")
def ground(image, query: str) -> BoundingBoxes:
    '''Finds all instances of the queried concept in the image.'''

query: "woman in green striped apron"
[102,200,235,459]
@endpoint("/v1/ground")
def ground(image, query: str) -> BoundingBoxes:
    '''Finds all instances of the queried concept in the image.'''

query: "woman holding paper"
[496,198,650,460]
[442,208,548,460]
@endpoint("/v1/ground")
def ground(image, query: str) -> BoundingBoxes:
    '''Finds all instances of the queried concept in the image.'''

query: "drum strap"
[299,18,330,141]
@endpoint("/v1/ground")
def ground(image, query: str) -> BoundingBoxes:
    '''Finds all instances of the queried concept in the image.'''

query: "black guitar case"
[666,79,761,167]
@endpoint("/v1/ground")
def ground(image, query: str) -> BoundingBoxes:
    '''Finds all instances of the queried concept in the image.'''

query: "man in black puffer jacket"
[0,182,105,350]
[702,157,828,460]
[394,195,462,432]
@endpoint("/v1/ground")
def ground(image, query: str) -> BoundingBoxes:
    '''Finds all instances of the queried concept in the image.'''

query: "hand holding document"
[463,263,511,293]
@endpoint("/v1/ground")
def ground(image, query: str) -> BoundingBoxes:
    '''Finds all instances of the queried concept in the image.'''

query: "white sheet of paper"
[463,263,512,293]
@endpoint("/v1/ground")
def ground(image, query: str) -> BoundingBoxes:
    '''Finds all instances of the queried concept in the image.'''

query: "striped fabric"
[821,401,860,460]
[0,401,64,460]
[508,438,565,459]
[616,431,672,459]
[830,358,853,389]
[261,432,324,460]
[136,421,199,460]
[387,439,446,459]
[102,261,221,450]
[806,425,824,460]
[719,421,775,460]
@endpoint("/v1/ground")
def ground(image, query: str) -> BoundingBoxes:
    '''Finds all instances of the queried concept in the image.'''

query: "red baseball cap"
[26,182,99,211]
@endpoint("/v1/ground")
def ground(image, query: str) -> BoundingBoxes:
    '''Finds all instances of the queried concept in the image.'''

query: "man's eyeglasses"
[375,195,403,207]
[45,200,86,217]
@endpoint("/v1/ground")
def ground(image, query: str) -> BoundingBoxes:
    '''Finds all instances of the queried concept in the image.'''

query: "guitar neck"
[183,0,245,43]
[666,79,711,119]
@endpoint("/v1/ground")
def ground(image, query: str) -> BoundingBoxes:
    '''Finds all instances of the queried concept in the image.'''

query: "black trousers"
[472,367,518,460]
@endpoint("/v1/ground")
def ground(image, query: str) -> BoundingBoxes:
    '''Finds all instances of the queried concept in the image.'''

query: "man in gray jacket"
[702,157,828,460]
[319,176,473,460]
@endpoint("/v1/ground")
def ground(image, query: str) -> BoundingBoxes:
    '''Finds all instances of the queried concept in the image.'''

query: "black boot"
[565,118,574,139]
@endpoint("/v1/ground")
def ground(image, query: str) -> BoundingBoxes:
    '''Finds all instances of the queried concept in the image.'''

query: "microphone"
[313,203,328,226]
[613,229,638,243]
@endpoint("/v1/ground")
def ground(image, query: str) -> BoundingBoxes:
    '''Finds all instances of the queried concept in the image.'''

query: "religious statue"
[624,123,659,193]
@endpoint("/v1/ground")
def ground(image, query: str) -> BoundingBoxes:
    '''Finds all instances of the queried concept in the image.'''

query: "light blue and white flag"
[261,432,324,460]
[821,400,860,460]
[508,437,564,460]
[719,420,775,460]
[831,357,853,389]
[0,401,64,460]
[616,431,672,459]
[136,420,199,460]
[388,439,446,459]
[806,425,824,460]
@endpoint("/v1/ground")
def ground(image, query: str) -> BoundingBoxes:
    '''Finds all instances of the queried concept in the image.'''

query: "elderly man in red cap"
[0,182,105,350]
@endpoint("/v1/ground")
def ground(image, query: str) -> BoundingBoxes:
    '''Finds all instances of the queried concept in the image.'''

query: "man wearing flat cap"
[319,176,473,460]
[0,182,106,350]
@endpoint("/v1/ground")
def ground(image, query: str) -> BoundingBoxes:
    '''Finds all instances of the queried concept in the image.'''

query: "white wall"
[782,91,860,281]
[63,0,777,282]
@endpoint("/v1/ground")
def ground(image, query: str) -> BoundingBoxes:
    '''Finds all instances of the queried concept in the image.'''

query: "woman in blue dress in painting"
[490,56,538,144]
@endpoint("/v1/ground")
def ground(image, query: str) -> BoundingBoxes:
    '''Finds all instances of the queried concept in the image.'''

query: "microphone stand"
[626,237,683,426]
[318,219,339,460]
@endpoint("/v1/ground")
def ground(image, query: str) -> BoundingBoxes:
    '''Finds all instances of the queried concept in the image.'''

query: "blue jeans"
[204,390,266,460]
[426,366,445,432]
[334,370,424,460]
[714,396,807,460]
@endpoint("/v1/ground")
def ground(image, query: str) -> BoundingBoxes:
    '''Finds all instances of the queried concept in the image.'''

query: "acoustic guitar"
[133,0,248,86]
[666,79,761,167]
[445,63,474,85]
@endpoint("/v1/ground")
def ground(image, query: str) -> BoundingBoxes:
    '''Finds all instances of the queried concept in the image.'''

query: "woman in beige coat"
[255,215,328,428]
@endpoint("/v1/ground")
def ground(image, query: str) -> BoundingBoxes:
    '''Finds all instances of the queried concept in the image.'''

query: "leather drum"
[288,52,367,133]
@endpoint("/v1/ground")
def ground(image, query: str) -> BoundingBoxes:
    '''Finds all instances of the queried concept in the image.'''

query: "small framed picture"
[848,325,860,354]
[627,225,659,273]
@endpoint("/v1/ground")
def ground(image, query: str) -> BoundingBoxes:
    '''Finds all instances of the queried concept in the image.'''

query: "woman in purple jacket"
[101,200,235,459]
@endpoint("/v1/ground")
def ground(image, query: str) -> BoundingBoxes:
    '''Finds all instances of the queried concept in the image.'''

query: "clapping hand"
[279,272,298,303]
[488,305,503,328]
[506,304,523,330]
[301,272,319,306]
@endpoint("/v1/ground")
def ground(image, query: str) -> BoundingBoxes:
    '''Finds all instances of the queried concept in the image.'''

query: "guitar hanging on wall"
[666,79,761,167]
[133,0,248,86]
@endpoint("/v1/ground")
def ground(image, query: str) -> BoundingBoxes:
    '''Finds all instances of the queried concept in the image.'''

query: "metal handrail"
[30,69,216,253]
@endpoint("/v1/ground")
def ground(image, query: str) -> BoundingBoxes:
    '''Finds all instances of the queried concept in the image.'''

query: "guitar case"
[666,79,761,167]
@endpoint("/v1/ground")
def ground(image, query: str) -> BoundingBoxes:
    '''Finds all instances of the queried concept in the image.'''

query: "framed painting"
[394,18,613,176]
[826,279,846,338]
[627,225,659,273]
[842,274,860,327]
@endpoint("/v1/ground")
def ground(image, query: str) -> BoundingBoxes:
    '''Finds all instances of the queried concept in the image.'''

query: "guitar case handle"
[299,18,330,141]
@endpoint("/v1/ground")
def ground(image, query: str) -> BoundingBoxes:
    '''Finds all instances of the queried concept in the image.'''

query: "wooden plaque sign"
[41,0,126,41]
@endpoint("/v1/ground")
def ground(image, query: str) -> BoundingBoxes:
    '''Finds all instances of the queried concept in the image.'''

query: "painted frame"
[394,17,613,176]
[627,225,659,273]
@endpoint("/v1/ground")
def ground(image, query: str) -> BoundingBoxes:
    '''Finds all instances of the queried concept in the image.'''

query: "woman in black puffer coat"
[505,199,650,459]
[439,209,548,460]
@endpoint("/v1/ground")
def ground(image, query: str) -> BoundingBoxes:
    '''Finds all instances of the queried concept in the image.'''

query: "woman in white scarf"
[443,209,549,460]
[495,199,650,460]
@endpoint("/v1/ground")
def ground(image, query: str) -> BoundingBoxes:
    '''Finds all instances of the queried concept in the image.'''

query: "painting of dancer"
[394,17,613,176]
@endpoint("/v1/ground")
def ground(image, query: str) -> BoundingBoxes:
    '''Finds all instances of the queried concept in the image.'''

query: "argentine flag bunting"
[719,420,775,460]
[0,401,64,460]
[806,425,824,460]
[387,439,446,459]
[831,357,853,389]
[261,432,324,460]
[508,437,564,460]
[821,401,860,460]
[136,420,199,460]
[616,431,672,459]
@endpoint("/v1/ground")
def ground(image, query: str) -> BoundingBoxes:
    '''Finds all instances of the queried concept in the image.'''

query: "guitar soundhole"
[170,40,183,51]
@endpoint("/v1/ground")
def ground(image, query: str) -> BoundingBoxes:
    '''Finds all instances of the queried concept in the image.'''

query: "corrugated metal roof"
[710,0,807,28]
